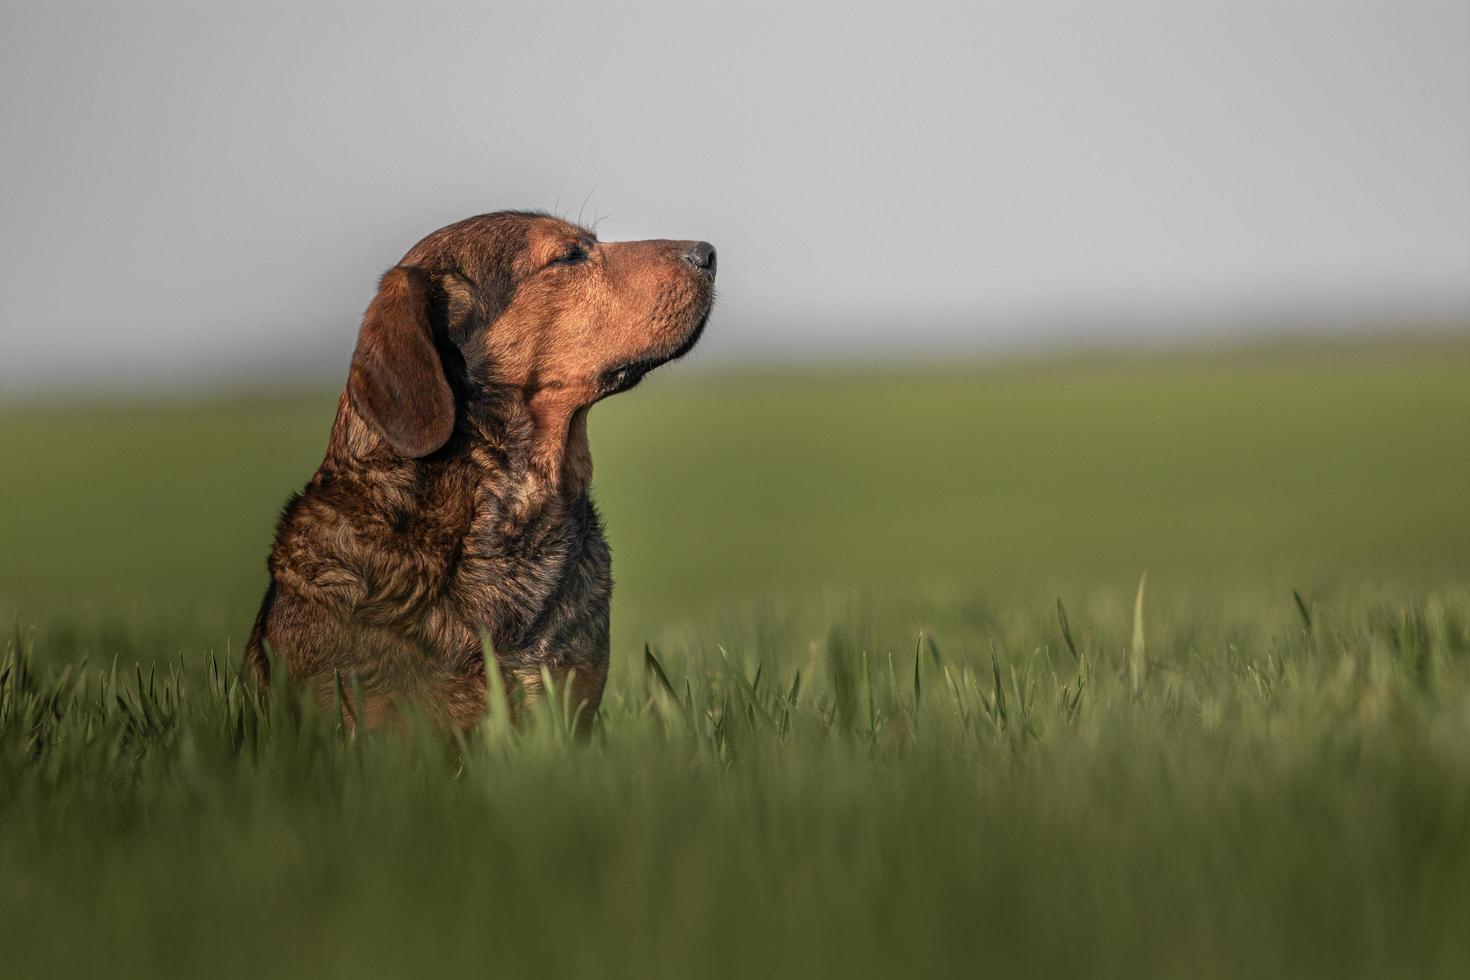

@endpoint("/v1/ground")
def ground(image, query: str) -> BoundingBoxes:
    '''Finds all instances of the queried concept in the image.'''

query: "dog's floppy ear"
[347,265,455,458]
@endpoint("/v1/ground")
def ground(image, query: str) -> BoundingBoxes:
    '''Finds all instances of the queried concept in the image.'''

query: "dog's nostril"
[685,241,716,274]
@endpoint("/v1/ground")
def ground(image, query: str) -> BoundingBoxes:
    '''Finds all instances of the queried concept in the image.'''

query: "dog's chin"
[596,308,712,399]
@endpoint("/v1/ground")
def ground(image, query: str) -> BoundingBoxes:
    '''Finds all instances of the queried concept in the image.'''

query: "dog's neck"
[522,389,593,495]
[461,386,592,499]
[330,387,593,508]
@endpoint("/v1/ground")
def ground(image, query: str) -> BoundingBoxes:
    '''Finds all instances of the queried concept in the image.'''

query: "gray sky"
[2,0,1468,389]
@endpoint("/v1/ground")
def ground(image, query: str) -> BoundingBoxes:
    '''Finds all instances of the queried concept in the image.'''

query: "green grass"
[3,340,1470,977]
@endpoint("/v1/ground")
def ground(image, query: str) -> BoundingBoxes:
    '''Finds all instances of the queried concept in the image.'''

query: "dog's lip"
[669,306,712,361]
[598,307,712,397]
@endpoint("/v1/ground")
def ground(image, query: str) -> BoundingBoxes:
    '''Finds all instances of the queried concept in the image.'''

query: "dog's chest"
[448,484,611,655]
[286,464,611,671]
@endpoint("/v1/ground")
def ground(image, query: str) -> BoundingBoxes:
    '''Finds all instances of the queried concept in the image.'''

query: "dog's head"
[346,211,716,458]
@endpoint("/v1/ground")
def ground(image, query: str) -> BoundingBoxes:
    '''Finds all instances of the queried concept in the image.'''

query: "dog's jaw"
[596,305,713,399]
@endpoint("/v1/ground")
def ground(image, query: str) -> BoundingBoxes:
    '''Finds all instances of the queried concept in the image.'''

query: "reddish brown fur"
[245,211,715,732]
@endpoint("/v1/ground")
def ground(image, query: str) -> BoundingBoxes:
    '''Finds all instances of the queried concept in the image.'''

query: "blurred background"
[1,0,1468,657]
[3,0,1467,388]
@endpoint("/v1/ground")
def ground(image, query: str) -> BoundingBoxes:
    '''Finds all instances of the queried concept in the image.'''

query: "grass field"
[3,340,1470,977]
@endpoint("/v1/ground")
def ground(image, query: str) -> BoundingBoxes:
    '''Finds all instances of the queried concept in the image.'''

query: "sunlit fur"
[245,211,715,732]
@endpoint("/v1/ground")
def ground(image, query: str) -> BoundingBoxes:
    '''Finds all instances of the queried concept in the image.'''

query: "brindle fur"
[245,211,716,732]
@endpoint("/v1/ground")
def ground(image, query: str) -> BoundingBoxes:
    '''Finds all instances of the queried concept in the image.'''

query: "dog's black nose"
[685,241,717,276]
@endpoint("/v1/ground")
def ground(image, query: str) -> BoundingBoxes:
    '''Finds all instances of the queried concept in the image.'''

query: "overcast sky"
[2,0,1467,389]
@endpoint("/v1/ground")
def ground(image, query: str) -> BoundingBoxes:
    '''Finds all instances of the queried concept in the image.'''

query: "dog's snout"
[684,241,717,276]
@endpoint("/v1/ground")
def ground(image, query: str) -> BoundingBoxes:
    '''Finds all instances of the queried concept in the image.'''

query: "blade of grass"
[1130,571,1148,695]
[643,644,677,700]
[913,633,923,708]
[1057,598,1080,663]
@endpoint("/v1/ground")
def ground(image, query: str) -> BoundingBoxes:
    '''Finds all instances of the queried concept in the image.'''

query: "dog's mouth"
[596,307,712,399]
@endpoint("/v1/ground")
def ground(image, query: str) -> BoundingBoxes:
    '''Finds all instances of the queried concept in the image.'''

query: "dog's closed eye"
[548,242,590,268]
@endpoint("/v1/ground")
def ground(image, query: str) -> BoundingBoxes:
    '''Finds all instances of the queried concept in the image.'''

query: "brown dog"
[245,211,716,732]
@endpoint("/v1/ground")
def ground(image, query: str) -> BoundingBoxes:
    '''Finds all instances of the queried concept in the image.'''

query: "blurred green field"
[5,342,1467,655]
[3,341,1470,977]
